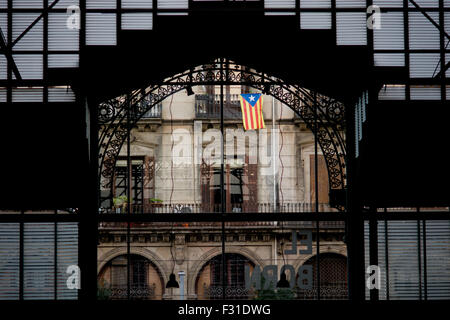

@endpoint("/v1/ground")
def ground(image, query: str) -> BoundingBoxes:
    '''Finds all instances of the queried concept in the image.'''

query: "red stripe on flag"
[255,99,260,130]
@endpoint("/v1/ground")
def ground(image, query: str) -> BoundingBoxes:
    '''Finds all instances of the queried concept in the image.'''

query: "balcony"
[195,94,242,120]
[102,202,337,214]
[141,103,162,119]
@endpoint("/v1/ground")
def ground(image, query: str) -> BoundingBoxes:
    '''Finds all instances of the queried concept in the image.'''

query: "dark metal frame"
[0,0,449,305]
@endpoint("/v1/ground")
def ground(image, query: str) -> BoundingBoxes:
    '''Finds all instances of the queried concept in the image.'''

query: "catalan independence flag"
[239,93,265,130]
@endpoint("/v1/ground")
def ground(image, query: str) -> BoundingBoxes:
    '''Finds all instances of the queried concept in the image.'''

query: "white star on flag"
[249,95,255,102]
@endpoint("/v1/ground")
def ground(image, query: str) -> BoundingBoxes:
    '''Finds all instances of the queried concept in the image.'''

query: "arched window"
[98,254,164,300]
[196,253,254,300]
[297,253,348,300]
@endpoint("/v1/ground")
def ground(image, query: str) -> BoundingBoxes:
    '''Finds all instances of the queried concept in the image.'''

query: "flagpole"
[272,95,277,212]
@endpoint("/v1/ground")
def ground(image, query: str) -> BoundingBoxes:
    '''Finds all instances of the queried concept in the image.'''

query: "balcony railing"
[195,94,242,119]
[295,283,348,300]
[103,202,337,214]
[204,285,252,300]
[141,103,162,119]
[101,285,156,300]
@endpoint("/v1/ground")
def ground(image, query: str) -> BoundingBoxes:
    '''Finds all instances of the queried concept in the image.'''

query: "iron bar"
[9,0,61,48]
[422,219,427,300]
[0,28,21,80]
[314,92,320,300]
[384,216,390,300]
[126,95,131,300]
[417,218,422,300]
[220,58,226,300]
[369,211,379,300]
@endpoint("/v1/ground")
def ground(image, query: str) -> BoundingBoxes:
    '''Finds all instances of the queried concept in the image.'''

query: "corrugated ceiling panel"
[374,53,405,67]
[300,0,331,8]
[446,12,450,34]
[378,85,405,100]
[300,12,332,29]
[374,12,404,50]
[364,221,370,300]
[56,223,78,300]
[410,86,441,100]
[336,0,365,8]
[13,54,43,79]
[336,12,367,45]
[0,88,6,102]
[86,0,116,9]
[48,87,76,102]
[0,13,7,35]
[49,13,79,51]
[86,13,116,46]
[264,12,296,16]
[49,0,80,9]
[122,13,153,30]
[408,0,438,8]
[24,223,55,300]
[0,55,7,80]
[373,0,403,7]
[387,221,420,300]
[12,87,43,102]
[48,54,79,68]
[409,53,440,78]
[377,221,388,300]
[265,0,295,9]
[13,0,43,8]
[0,223,20,300]
[425,220,450,299]
[122,0,152,8]
[157,0,189,9]
[12,13,43,51]
[409,12,440,49]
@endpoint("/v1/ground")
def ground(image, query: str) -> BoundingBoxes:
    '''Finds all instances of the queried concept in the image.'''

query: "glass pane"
[99,83,342,214]
[97,220,347,300]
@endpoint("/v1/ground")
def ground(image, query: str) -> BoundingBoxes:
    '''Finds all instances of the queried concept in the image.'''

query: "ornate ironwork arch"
[98,60,346,209]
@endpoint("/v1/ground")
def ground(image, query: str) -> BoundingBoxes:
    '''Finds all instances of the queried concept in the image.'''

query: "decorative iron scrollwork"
[98,60,347,210]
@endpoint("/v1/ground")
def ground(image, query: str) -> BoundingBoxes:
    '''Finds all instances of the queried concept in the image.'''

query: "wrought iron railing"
[195,94,242,119]
[99,219,344,229]
[106,285,156,300]
[295,282,348,300]
[204,285,252,300]
[141,103,162,118]
[103,202,337,214]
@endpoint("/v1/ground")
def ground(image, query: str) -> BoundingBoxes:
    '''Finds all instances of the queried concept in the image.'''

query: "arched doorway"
[97,254,164,300]
[195,253,255,300]
[97,59,347,212]
[297,253,348,300]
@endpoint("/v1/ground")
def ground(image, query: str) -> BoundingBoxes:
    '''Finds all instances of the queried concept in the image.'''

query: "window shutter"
[243,155,258,213]
[310,154,329,208]
[144,156,155,212]
[201,160,213,212]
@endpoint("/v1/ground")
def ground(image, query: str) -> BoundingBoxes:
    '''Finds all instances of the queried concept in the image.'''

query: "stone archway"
[98,246,169,285]
[186,246,265,298]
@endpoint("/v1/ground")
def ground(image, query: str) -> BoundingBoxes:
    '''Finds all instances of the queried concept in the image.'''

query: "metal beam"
[408,0,450,41]
[8,0,61,49]
[408,1,450,79]
[0,28,22,80]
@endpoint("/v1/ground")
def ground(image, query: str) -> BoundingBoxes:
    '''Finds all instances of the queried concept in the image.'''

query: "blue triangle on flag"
[241,93,261,107]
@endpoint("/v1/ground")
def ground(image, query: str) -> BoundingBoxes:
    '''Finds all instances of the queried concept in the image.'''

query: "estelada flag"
[239,93,265,130]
